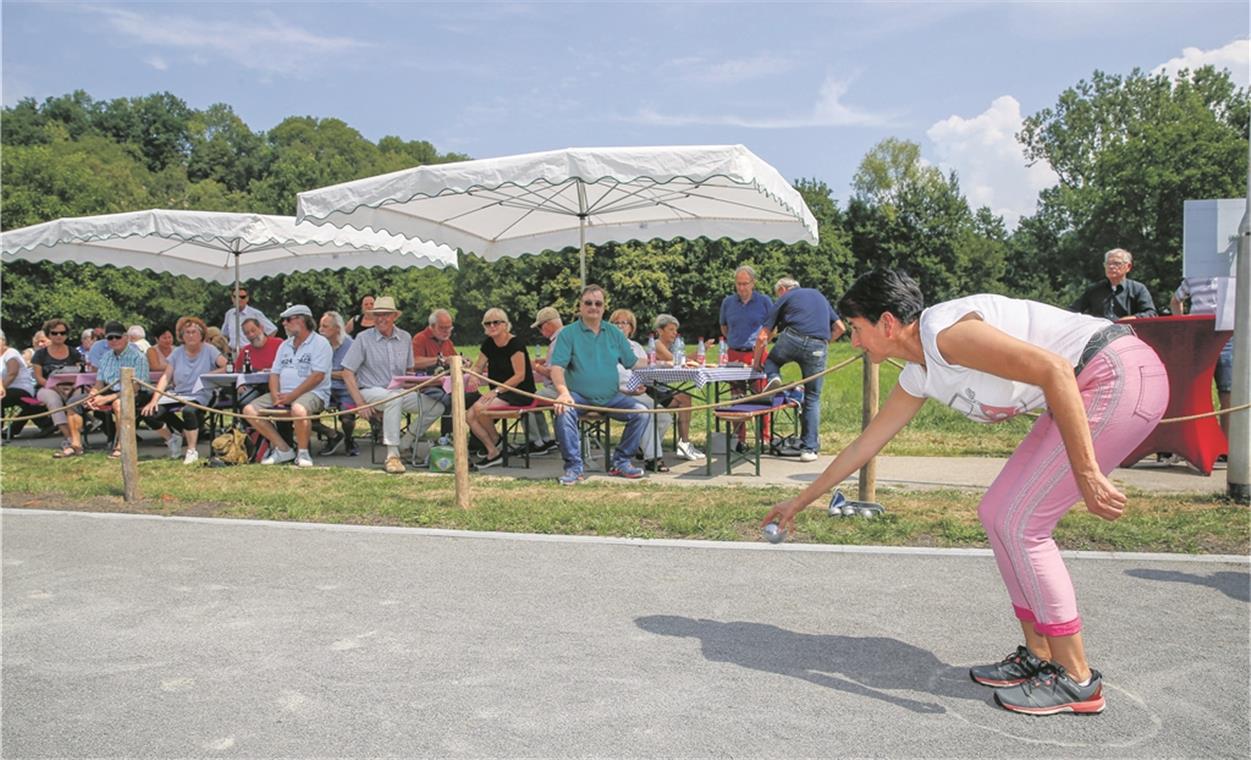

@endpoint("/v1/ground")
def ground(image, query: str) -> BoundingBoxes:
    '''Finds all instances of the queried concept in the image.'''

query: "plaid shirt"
[95,344,150,392]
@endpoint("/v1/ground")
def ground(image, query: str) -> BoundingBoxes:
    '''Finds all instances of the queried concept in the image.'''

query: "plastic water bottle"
[695,337,706,366]
[718,337,728,366]
[674,336,685,367]
[647,335,656,366]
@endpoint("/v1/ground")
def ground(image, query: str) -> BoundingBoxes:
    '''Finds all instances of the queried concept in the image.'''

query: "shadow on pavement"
[635,615,988,715]
[1124,568,1250,603]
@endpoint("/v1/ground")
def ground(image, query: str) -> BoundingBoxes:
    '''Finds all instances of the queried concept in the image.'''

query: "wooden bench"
[483,399,553,469]
[712,399,800,475]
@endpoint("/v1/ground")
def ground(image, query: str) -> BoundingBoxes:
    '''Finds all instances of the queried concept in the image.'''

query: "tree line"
[1,65,1246,348]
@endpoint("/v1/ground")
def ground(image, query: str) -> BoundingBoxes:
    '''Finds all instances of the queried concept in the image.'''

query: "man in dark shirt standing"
[1070,248,1157,320]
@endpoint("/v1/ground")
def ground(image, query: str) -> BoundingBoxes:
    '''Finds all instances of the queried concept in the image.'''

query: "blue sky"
[3,2,1247,227]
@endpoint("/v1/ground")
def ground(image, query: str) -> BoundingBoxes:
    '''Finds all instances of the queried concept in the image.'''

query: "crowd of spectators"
[1,246,1238,477]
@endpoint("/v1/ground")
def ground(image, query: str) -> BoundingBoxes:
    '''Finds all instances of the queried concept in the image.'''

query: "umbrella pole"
[233,250,242,363]
[577,182,588,286]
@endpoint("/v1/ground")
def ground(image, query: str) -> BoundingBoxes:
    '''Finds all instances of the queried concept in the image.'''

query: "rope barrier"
[0,392,92,423]
[462,353,865,416]
[127,375,444,423]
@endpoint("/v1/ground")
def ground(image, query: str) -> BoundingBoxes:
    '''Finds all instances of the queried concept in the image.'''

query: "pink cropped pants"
[978,336,1169,637]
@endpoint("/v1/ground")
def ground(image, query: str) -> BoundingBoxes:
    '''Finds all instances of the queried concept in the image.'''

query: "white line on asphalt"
[3,508,1247,564]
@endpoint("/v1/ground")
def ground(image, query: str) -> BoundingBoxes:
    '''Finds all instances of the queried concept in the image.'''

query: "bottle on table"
[646,335,657,366]
[695,337,706,366]
[718,337,728,366]
[243,351,253,374]
[674,336,685,367]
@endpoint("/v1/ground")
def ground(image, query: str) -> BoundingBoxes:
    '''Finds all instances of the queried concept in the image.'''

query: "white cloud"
[145,56,168,71]
[926,95,1059,229]
[78,5,370,76]
[630,75,895,129]
[1153,38,1249,87]
[670,53,796,85]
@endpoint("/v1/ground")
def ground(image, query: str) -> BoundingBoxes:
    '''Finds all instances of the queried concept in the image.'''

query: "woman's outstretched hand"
[762,498,805,533]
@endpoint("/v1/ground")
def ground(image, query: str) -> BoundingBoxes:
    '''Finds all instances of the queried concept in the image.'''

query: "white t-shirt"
[1,348,36,395]
[897,294,1109,423]
[272,332,333,402]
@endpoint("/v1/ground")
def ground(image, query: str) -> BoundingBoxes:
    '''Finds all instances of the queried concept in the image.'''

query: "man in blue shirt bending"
[759,277,846,462]
[549,284,650,485]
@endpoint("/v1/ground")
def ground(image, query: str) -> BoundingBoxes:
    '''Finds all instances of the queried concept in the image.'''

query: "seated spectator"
[204,326,231,358]
[146,324,175,373]
[465,308,536,469]
[31,318,85,452]
[313,310,359,457]
[242,305,332,468]
[1172,275,1236,437]
[549,284,650,484]
[342,297,445,475]
[63,321,157,458]
[128,325,151,353]
[142,317,228,465]
[78,328,101,361]
[524,306,564,454]
[1,330,46,439]
[23,330,48,364]
[233,317,283,372]
[652,314,704,461]
[1070,248,1157,320]
[221,286,277,353]
[411,308,457,371]
[345,295,376,337]
[610,309,673,472]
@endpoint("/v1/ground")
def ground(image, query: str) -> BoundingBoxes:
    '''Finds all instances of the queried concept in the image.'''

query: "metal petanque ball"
[763,522,785,544]
[828,489,847,517]
[842,505,858,517]
[859,507,878,518]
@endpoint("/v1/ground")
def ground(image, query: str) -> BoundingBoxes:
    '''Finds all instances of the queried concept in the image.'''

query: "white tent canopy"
[295,144,818,282]
[0,209,458,283]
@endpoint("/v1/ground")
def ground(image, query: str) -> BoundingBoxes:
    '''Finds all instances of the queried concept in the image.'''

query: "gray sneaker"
[993,662,1106,715]
[970,645,1045,687]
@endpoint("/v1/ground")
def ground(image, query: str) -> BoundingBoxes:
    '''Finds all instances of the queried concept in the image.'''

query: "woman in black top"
[466,307,535,469]
[31,318,86,453]
[344,295,376,337]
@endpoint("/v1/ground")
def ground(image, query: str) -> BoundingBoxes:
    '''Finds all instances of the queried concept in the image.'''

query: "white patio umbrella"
[295,144,818,284]
[1,208,458,349]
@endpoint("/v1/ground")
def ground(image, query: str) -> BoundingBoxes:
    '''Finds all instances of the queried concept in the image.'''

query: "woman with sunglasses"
[31,318,85,454]
[142,316,228,465]
[609,309,674,472]
[466,308,536,469]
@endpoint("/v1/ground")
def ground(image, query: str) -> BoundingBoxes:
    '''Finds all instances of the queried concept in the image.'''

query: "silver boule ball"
[828,489,847,517]
[764,522,785,543]
[842,505,858,517]
[859,507,877,518]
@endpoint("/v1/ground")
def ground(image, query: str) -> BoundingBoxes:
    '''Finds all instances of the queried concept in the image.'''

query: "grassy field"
[2,447,1244,554]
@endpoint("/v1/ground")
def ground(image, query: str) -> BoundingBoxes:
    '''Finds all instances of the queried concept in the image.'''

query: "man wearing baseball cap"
[242,304,333,468]
[525,306,564,454]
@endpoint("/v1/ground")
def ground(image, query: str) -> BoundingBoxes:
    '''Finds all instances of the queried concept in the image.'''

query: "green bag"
[428,444,455,472]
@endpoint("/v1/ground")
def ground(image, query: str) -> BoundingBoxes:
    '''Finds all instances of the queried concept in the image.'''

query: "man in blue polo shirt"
[549,284,650,485]
[719,264,773,447]
[759,277,846,462]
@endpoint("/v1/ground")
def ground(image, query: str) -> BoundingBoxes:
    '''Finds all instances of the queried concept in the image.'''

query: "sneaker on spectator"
[166,433,184,460]
[993,662,1105,715]
[675,440,704,460]
[610,462,645,479]
[474,451,504,470]
[799,450,819,463]
[529,439,558,456]
[319,431,345,457]
[295,451,314,468]
[346,442,361,457]
[763,376,783,393]
[384,455,406,474]
[970,645,1044,687]
[558,468,585,486]
[182,449,199,466]
[261,447,296,465]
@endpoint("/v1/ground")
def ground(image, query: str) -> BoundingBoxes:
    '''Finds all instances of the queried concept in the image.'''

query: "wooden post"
[450,355,472,509]
[118,367,141,503]
[858,355,879,503]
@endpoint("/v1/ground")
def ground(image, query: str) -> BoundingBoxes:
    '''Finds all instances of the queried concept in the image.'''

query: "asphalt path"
[3,509,1247,759]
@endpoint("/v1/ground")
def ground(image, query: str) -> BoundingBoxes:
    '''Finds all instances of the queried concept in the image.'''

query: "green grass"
[2,447,1244,554]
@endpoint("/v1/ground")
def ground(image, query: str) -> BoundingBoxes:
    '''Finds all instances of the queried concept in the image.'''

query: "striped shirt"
[1174,277,1223,315]
[95,344,150,392]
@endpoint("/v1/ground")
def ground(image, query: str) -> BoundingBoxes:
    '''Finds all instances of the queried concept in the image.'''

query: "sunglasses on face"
[482,320,505,327]
[582,299,604,307]
[106,334,125,341]
[48,330,68,336]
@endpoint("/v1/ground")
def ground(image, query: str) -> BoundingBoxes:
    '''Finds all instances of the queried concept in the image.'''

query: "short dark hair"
[241,317,262,331]
[837,269,925,326]
[42,318,68,335]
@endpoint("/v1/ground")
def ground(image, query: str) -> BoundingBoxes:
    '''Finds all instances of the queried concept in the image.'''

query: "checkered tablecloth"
[626,365,763,392]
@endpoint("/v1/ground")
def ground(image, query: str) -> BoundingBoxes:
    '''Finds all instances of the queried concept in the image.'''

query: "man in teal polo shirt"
[550,284,650,484]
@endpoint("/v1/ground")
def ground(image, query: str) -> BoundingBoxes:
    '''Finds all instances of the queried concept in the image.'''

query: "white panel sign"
[1183,198,1244,278]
